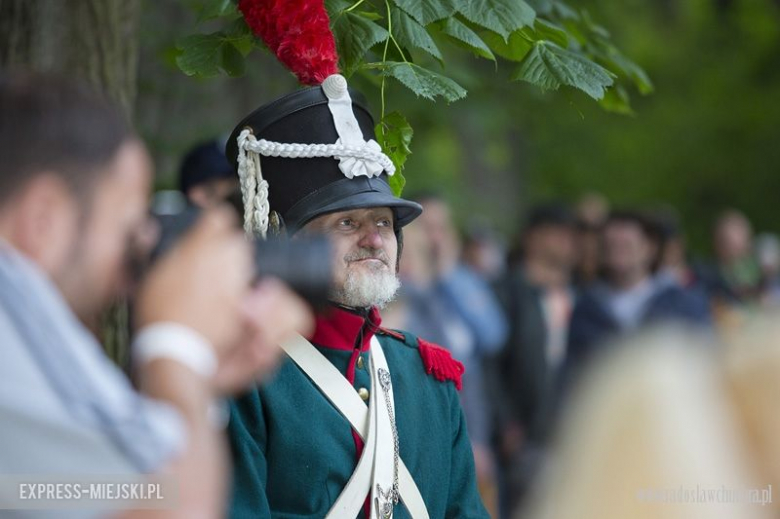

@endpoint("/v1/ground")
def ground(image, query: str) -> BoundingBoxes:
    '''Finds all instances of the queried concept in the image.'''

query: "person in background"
[179,139,239,209]
[573,193,609,287]
[463,223,507,283]
[399,193,507,516]
[0,70,312,519]
[702,209,761,307]
[754,232,780,306]
[566,211,710,378]
[494,203,578,518]
[650,210,696,287]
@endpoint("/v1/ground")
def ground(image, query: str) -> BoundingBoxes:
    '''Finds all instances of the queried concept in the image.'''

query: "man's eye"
[338,219,354,228]
[377,219,392,228]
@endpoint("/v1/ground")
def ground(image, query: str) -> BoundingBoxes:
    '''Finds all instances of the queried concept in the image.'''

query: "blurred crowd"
[372,191,777,518]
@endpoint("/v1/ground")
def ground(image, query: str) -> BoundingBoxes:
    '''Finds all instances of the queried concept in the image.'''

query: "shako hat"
[226,76,421,237]
[227,0,421,238]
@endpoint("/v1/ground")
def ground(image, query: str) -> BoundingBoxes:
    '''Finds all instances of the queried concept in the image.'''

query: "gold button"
[358,387,369,401]
[356,356,365,370]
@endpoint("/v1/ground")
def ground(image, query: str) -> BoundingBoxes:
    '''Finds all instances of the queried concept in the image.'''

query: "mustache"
[345,248,390,266]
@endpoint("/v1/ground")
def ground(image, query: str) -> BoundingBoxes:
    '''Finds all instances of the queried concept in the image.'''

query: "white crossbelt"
[279,333,430,519]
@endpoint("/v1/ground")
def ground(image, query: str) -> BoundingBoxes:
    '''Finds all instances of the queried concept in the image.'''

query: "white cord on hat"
[237,129,271,239]
[235,129,396,237]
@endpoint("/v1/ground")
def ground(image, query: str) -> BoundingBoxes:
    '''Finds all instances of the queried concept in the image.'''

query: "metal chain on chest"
[378,367,400,509]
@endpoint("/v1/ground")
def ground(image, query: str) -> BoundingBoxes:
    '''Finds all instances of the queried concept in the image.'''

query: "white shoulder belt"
[279,333,430,519]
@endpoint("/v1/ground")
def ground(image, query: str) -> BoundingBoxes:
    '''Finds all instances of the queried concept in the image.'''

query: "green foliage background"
[136,0,780,256]
[393,0,780,254]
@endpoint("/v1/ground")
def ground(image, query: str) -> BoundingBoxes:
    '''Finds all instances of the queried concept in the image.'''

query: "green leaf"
[392,0,454,25]
[526,0,553,15]
[381,62,467,102]
[332,12,389,76]
[596,44,654,95]
[375,112,413,196]
[358,10,383,21]
[481,30,534,62]
[599,85,634,115]
[195,0,238,22]
[552,1,580,20]
[176,33,225,78]
[224,19,256,56]
[391,8,442,62]
[511,41,615,100]
[533,19,569,48]
[161,46,183,69]
[452,0,536,40]
[325,0,352,16]
[440,17,495,61]
[220,41,245,77]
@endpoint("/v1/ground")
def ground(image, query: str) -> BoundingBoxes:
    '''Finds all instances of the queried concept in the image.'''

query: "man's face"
[602,221,652,279]
[715,217,752,262]
[418,199,458,262]
[302,207,399,309]
[54,140,153,322]
[527,224,576,270]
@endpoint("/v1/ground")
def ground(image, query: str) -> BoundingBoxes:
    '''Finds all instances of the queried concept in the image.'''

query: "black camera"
[152,207,333,310]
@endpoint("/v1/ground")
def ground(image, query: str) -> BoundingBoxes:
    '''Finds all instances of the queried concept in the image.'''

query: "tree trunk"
[0,0,141,367]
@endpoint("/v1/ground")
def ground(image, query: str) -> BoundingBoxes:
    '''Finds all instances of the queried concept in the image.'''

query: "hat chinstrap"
[236,128,396,239]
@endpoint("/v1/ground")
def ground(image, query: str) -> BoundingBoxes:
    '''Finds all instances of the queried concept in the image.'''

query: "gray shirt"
[0,242,184,518]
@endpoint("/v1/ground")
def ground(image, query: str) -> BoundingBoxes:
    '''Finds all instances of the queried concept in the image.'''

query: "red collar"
[310,305,382,352]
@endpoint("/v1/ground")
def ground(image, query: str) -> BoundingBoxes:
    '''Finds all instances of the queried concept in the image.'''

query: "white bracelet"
[134,323,218,379]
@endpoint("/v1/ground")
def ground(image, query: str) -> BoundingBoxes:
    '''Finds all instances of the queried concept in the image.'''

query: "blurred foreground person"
[521,320,779,519]
[567,211,710,376]
[496,204,577,516]
[0,71,312,518]
[179,140,239,209]
[225,73,488,518]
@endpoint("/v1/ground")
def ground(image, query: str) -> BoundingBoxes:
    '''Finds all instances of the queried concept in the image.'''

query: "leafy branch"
[175,0,653,194]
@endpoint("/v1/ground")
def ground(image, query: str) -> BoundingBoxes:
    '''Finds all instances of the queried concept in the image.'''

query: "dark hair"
[525,203,576,232]
[179,140,235,195]
[0,70,133,206]
[604,210,655,239]
[507,203,576,265]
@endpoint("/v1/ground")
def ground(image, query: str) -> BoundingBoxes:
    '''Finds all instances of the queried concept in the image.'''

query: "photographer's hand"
[134,206,253,358]
[211,277,314,395]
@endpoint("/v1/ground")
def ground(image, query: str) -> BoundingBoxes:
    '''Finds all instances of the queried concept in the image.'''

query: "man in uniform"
[225,74,489,518]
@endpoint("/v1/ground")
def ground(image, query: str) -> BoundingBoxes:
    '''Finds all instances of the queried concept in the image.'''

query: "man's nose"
[358,227,384,249]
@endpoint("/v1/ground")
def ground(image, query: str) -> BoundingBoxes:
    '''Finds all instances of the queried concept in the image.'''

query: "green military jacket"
[227,306,489,518]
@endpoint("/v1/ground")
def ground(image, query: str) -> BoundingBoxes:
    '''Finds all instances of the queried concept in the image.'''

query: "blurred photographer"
[0,70,312,518]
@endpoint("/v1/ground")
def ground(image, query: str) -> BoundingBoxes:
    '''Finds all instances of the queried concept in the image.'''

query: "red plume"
[239,0,340,86]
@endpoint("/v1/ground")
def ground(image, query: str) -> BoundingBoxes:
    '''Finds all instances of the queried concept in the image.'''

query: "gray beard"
[330,265,400,309]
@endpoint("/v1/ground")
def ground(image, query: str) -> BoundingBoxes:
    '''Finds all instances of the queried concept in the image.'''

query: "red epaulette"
[377,327,405,341]
[416,338,465,391]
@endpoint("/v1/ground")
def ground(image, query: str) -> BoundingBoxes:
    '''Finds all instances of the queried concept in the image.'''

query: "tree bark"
[0,0,141,367]
[1,0,140,116]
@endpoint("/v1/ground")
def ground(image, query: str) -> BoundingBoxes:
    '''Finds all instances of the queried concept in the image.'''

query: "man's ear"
[11,173,80,275]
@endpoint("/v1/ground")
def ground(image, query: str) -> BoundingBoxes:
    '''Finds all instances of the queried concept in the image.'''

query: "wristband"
[134,323,218,379]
